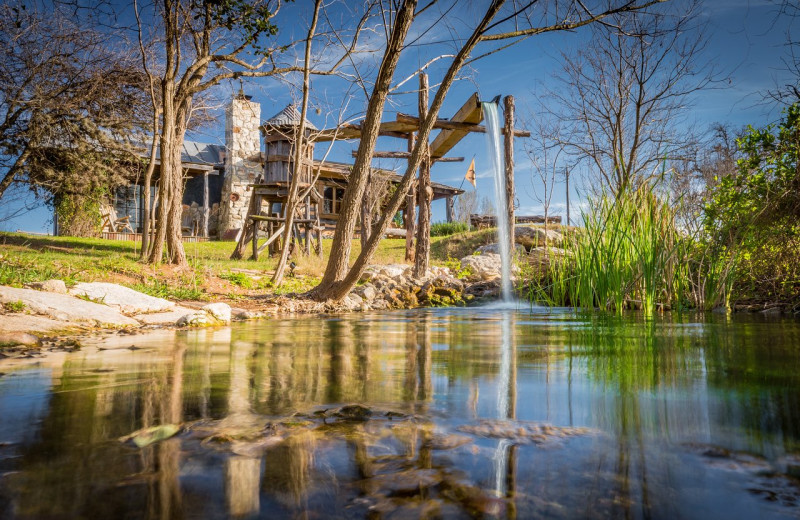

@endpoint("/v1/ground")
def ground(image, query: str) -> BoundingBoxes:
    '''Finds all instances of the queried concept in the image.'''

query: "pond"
[1,307,800,519]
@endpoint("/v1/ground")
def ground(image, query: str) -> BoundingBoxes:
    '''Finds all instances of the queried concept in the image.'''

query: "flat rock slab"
[0,286,138,327]
[0,314,74,334]
[134,306,195,325]
[69,282,174,314]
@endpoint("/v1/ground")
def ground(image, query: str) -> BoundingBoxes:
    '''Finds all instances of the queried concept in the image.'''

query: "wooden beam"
[397,112,530,138]
[429,93,482,159]
[350,150,463,162]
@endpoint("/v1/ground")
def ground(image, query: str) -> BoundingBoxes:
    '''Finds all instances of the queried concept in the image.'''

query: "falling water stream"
[482,101,513,303]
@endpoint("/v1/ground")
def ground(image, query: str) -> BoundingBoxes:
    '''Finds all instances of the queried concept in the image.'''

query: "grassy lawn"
[0,232,466,301]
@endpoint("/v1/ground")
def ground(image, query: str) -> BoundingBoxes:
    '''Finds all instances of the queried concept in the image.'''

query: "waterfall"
[482,101,513,303]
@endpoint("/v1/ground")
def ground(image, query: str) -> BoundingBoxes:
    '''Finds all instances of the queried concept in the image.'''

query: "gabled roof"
[265,105,317,131]
[137,139,224,170]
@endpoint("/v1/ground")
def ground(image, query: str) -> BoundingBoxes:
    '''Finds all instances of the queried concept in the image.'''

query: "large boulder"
[459,254,502,282]
[0,285,138,327]
[69,282,174,314]
[176,302,232,327]
[515,225,563,249]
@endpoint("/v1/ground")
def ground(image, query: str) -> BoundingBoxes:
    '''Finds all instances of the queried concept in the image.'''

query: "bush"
[430,221,469,237]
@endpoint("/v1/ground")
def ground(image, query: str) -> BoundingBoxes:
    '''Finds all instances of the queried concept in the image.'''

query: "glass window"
[323,187,334,214]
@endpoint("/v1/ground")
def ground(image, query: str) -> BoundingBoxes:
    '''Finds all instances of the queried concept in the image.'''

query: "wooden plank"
[350,150,464,162]
[429,93,482,159]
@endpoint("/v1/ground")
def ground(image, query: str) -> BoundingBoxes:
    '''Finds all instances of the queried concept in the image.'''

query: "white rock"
[459,254,502,282]
[202,302,232,324]
[0,286,138,327]
[26,279,68,294]
[134,306,196,325]
[69,282,174,314]
[176,311,212,327]
[515,225,563,249]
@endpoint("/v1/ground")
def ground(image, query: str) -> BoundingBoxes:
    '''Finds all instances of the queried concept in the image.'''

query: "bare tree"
[524,117,570,254]
[0,1,147,210]
[547,1,717,197]
[311,0,666,301]
[454,190,477,224]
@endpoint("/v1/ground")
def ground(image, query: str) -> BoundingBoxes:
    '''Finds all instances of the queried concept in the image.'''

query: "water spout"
[482,100,513,303]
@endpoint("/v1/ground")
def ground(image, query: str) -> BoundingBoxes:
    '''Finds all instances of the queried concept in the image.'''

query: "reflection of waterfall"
[483,101,513,302]
[493,313,514,496]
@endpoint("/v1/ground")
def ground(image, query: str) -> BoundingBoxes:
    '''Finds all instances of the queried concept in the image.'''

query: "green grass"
[3,300,26,313]
[0,231,462,300]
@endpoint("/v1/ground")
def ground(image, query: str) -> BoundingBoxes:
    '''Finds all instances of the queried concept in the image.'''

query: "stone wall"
[218,97,262,239]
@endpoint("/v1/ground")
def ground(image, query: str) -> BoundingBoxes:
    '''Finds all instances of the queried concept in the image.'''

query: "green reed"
[531,184,734,315]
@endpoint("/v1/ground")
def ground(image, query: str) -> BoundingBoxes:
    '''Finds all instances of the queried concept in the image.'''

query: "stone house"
[108,94,463,240]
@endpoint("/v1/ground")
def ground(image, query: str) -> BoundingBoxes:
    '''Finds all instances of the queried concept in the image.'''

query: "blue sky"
[2,0,797,232]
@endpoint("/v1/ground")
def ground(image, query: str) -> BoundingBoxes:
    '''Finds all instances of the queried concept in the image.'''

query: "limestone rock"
[459,253,502,282]
[203,302,232,323]
[0,331,41,347]
[0,286,138,327]
[69,282,174,314]
[134,306,197,325]
[176,311,213,327]
[515,225,563,249]
[26,279,68,294]
[177,303,232,327]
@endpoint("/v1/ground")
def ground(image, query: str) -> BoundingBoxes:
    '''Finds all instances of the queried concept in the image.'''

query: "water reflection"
[0,311,799,518]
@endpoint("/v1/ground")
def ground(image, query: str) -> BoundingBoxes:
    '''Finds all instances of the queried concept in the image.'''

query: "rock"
[475,243,526,256]
[368,468,443,495]
[761,306,782,316]
[459,253,502,282]
[177,311,213,327]
[69,282,174,314]
[355,284,377,302]
[134,306,197,325]
[515,225,563,249]
[335,404,372,421]
[176,305,231,327]
[202,302,231,323]
[0,285,139,327]
[25,279,68,294]
[0,332,41,347]
[424,433,472,451]
[120,424,180,448]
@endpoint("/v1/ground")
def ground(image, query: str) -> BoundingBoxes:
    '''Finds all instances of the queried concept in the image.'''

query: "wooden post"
[414,72,431,278]
[503,95,515,258]
[445,195,454,223]
[202,171,209,238]
[405,133,416,262]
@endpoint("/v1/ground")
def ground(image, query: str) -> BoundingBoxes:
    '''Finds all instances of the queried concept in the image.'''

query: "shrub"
[430,221,469,237]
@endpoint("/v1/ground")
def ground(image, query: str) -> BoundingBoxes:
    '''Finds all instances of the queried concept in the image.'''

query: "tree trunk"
[360,171,371,249]
[140,131,158,260]
[414,72,431,278]
[314,0,418,298]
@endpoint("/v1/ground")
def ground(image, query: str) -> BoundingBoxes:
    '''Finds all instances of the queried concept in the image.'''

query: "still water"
[1,307,800,519]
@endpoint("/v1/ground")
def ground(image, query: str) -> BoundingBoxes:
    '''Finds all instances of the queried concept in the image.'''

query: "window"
[323,186,346,215]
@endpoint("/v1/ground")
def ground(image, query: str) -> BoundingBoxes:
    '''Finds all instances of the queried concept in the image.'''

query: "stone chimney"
[218,92,262,239]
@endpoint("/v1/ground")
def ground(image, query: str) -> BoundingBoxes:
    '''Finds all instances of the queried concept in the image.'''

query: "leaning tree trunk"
[314,0,418,299]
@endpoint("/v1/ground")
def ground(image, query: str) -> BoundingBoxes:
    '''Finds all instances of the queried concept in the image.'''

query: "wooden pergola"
[316,89,530,263]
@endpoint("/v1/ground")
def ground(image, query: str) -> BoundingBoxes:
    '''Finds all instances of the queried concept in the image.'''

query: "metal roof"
[264,105,318,131]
